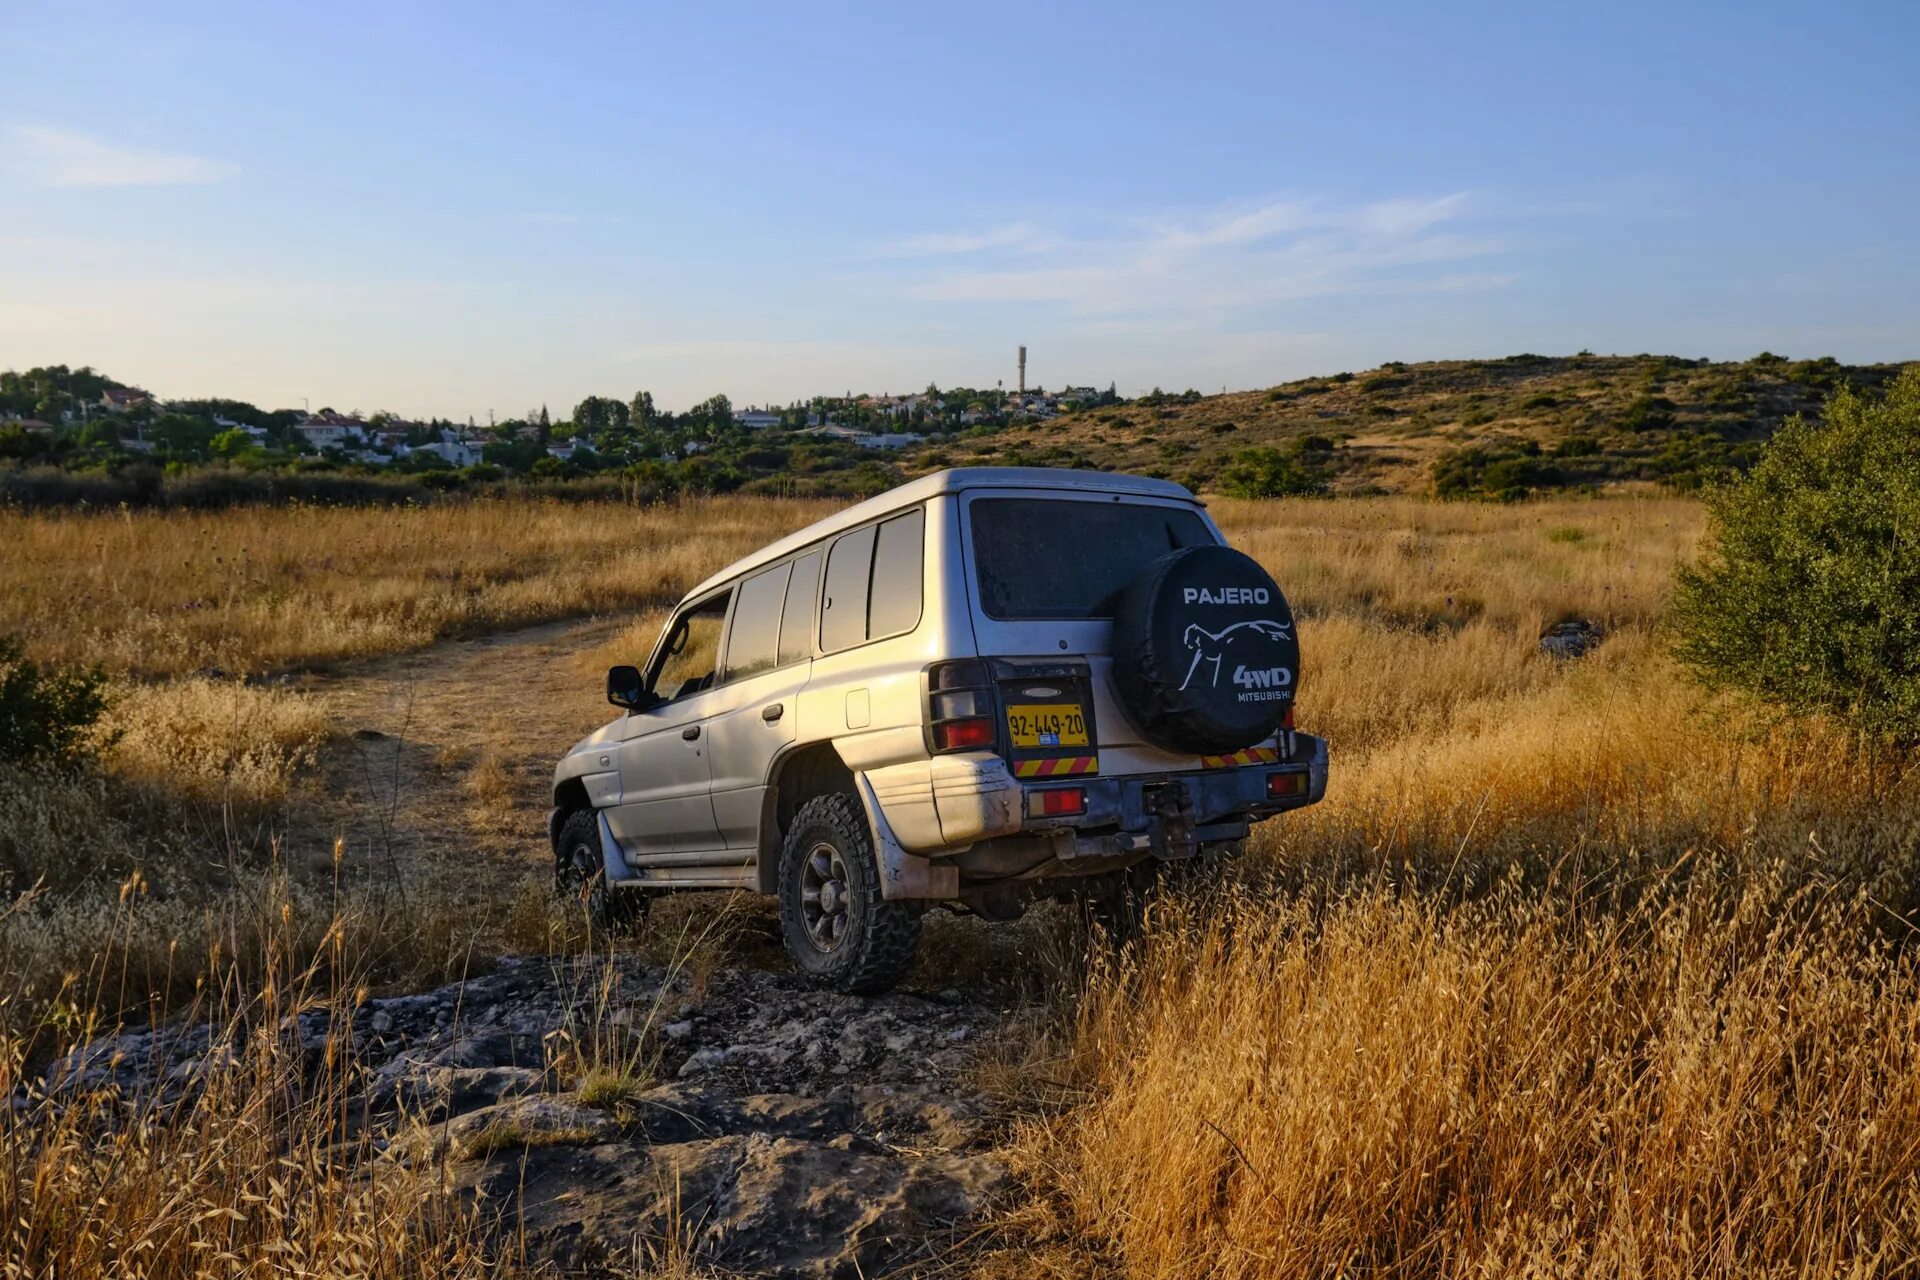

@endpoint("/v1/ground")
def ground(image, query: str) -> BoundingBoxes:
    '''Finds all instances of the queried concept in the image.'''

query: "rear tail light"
[1281,705,1295,731]
[1028,787,1087,818]
[934,717,995,751]
[1267,770,1309,799]
[929,660,997,754]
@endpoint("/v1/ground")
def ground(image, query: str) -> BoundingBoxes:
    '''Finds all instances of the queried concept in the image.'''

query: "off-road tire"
[777,793,922,995]
[554,808,648,934]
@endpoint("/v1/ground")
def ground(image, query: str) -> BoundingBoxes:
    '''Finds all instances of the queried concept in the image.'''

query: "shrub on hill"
[1672,369,1920,745]
[1432,441,1548,501]
[1215,444,1329,499]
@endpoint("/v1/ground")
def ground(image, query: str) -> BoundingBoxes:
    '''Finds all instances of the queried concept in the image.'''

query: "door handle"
[761,703,784,722]
[681,725,701,741]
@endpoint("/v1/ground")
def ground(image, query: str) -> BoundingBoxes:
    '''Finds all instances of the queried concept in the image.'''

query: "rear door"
[959,491,1222,773]
[705,552,820,849]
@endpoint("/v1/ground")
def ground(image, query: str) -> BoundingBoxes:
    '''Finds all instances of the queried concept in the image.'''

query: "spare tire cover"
[1111,545,1300,755]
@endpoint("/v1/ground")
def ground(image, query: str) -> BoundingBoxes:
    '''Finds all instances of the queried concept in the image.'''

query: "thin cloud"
[900,193,1506,320]
[8,125,237,187]
[874,222,1052,257]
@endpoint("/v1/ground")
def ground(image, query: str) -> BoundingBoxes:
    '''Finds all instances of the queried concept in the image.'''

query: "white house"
[736,408,782,430]
[298,422,360,450]
[856,432,920,450]
[400,439,481,467]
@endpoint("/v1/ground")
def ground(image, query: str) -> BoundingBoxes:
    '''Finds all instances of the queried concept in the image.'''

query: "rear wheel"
[554,809,648,933]
[777,793,922,994]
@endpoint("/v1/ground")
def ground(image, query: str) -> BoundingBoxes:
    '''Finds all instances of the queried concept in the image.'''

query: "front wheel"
[777,793,922,995]
[554,809,648,934]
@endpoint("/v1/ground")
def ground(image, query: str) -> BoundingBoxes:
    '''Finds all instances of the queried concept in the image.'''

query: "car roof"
[683,467,1200,601]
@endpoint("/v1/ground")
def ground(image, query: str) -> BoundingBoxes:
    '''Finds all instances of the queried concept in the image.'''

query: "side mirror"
[607,665,656,711]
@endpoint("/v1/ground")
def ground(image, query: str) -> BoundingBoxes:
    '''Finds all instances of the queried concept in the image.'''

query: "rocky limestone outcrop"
[41,956,1018,1277]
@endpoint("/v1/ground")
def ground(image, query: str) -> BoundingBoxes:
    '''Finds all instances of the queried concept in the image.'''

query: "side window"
[820,525,876,654]
[721,563,789,682]
[779,551,821,665]
[652,591,730,702]
[867,509,924,641]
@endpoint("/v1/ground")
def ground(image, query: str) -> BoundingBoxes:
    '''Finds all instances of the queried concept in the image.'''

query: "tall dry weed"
[1020,881,1920,1278]
[106,677,329,805]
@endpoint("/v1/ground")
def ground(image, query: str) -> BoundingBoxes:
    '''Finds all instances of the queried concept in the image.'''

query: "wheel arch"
[549,776,591,851]
[756,741,857,894]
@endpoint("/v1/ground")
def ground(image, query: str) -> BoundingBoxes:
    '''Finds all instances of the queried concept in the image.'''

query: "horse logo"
[1178,619,1294,693]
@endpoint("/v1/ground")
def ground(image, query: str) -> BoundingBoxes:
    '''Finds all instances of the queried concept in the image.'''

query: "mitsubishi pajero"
[550,468,1327,992]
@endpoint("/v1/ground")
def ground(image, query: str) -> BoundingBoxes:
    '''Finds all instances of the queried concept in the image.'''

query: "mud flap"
[854,772,960,901]
[596,810,637,882]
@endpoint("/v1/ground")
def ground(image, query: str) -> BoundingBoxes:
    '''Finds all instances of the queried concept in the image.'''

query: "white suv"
[550,468,1327,992]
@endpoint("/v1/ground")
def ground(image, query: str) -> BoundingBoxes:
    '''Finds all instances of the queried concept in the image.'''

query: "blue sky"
[3,1,1915,418]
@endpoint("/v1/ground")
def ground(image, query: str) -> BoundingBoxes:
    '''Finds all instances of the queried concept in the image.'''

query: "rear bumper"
[1019,733,1327,859]
[870,733,1327,863]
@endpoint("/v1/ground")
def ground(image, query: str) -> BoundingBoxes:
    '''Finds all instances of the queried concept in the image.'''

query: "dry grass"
[1018,881,1920,1279]
[0,495,834,678]
[1000,492,1920,1277]
[106,677,330,805]
[0,901,516,1279]
[6,488,1920,1277]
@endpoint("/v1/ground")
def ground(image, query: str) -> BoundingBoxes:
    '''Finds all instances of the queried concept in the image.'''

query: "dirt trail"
[254,616,1039,1275]
[289,614,627,884]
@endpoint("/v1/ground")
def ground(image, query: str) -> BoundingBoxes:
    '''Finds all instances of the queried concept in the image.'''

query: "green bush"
[1432,442,1550,501]
[1621,394,1675,431]
[1215,445,1328,499]
[0,637,111,769]
[1671,370,1920,743]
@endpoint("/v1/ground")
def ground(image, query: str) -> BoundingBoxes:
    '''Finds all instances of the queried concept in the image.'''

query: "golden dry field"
[0,496,838,678]
[5,490,1919,1277]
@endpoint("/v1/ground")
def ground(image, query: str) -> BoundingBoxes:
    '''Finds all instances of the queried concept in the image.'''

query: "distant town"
[0,359,1125,482]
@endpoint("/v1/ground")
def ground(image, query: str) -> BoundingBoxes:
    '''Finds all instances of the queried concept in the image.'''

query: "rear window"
[970,498,1214,620]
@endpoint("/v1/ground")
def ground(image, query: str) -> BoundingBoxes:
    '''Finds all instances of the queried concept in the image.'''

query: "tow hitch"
[1143,779,1198,860]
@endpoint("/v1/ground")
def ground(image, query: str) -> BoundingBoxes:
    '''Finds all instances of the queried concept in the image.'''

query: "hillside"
[901,352,1910,498]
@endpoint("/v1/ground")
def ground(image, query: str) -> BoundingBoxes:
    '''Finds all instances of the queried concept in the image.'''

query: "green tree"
[1671,370,1920,743]
[629,390,656,429]
[482,437,546,473]
[0,425,50,460]
[209,428,256,459]
[148,413,217,461]
[687,395,734,438]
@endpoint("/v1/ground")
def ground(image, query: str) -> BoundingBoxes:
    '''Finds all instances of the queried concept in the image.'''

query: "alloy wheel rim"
[564,840,604,914]
[799,841,850,952]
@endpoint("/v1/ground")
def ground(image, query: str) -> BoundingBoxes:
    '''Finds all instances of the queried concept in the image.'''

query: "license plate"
[1006,703,1088,749]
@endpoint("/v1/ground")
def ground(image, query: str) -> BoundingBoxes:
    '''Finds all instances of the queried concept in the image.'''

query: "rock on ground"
[41,956,1018,1278]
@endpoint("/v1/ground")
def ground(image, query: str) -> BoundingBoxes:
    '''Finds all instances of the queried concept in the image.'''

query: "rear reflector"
[1267,770,1309,799]
[934,717,995,751]
[1028,787,1088,818]
[931,689,989,720]
[1281,705,1296,731]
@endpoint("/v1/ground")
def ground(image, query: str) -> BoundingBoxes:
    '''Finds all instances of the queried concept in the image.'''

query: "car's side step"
[623,849,754,868]
[612,863,755,890]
